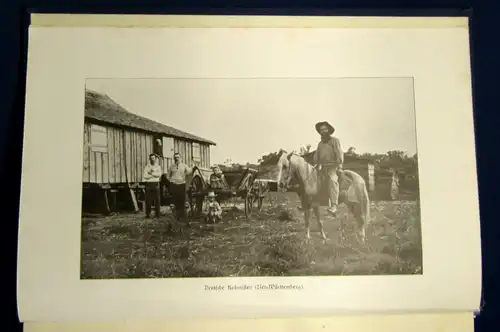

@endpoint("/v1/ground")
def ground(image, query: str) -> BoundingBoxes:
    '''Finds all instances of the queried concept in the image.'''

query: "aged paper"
[24,312,475,332]
[18,14,481,322]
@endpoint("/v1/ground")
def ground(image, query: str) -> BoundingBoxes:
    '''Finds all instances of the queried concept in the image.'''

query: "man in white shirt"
[167,152,193,223]
[143,153,163,218]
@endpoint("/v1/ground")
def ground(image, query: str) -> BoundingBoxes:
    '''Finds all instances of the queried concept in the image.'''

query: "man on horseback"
[313,121,344,216]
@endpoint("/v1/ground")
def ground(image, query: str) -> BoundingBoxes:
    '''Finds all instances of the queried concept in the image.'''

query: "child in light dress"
[202,191,222,223]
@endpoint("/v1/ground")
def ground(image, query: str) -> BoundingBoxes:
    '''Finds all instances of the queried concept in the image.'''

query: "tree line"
[219,145,418,180]
[256,146,418,175]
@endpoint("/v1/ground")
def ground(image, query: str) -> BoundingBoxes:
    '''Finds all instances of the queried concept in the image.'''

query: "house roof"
[84,89,216,145]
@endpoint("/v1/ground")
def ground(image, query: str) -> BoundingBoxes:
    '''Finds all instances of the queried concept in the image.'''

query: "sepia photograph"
[80,77,422,279]
[17,17,480,322]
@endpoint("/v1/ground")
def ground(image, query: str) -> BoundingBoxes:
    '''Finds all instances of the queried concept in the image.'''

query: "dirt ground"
[80,192,422,279]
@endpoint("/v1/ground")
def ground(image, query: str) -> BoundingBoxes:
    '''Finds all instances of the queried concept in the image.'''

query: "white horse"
[276,150,370,242]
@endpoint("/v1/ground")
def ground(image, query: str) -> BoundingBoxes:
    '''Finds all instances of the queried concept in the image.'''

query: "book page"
[17,14,481,322]
[23,312,475,332]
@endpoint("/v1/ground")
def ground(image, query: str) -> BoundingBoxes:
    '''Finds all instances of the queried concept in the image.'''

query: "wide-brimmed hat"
[208,191,216,198]
[315,121,335,135]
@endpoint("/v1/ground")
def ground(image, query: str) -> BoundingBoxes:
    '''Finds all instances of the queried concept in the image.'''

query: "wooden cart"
[250,179,276,211]
[188,166,260,219]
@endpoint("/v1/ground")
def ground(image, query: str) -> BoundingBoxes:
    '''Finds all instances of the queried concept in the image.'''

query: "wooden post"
[103,189,111,215]
[129,188,139,212]
[110,189,118,211]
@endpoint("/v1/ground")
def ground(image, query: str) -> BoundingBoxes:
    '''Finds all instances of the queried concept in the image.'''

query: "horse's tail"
[360,183,370,224]
[351,176,370,224]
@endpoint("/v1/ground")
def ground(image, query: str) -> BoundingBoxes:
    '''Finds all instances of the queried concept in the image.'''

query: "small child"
[209,165,227,189]
[202,191,222,223]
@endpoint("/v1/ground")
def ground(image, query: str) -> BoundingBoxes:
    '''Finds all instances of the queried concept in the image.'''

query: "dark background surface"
[2,1,498,331]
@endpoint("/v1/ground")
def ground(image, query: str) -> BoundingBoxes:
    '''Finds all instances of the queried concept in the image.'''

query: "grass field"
[80,192,422,279]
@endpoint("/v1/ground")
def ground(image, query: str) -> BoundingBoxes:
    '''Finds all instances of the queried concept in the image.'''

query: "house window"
[192,142,201,163]
[154,137,163,157]
[90,124,108,152]
[162,137,175,158]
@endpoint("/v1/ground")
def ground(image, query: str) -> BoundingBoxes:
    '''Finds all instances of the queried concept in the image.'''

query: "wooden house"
[374,168,400,201]
[397,172,419,200]
[82,89,216,213]
[302,151,376,196]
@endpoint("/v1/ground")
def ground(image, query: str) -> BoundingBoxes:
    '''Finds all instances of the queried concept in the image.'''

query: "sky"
[85,78,417,165]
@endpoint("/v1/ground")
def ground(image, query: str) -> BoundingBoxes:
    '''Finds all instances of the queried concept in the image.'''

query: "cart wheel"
[187,194,200,216]
[189,174,205,216]
[244,194,253,219]
[193,196,204,216]
[257,196,264,210]
[254,184,264,211]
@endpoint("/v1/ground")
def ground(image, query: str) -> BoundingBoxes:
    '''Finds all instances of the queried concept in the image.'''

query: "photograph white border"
[17,15,481,322]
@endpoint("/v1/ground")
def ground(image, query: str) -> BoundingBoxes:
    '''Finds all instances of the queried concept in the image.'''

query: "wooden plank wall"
[160,157,172,173]
[201,144,210,168]
[83,123,113,184]
[83,123,154,184]
[174,139,211,169]
[125,130,154,183]
[174,140,192,167]
[83,122,213,184]
[147,140,212,174]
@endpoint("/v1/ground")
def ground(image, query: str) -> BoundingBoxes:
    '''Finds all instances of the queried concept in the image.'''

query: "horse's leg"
[343,203,356,242]
[313,205,327,241]
[351,203,366,243]
[304,209,311,240]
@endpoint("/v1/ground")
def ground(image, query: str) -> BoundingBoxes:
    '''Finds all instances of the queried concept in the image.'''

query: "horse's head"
[276,149,295,190]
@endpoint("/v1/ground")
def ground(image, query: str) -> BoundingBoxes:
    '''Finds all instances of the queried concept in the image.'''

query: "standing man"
[143,153,163,218]
[313,121,344,216]
[167,152,193,223]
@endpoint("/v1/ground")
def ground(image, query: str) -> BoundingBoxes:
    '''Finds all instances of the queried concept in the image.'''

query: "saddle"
[315,167,351,206]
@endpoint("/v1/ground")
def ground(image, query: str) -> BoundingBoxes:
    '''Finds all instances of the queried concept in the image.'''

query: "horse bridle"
[282,152,317,188]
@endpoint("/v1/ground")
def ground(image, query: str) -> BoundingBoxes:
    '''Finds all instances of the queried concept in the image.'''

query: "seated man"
[297,121,344,214]
[297,165,345,212]
[202,191,223,223]
[209,165,227,189]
